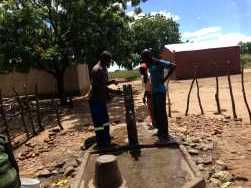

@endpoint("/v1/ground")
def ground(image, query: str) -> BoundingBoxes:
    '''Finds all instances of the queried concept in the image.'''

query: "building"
[160,42,241,79]
[0,64,90,97]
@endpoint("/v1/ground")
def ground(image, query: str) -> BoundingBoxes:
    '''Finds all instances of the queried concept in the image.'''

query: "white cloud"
[183,26,221,38]
[150,10,180,21]
[126,11,145,20]
[216,33,251,45]
[127,1,132,7]
[126,10,180,21]
[182,26,251,45]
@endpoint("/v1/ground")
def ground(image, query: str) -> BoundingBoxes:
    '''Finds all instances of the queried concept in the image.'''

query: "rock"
[44,138,50,143]
[201,143,214,151]
[213,129,223,135]
[76,158,82,165]
[233,175,248,182]
[51,170,59,175]
[213,171,233,183]
[191,138,200,143]
[197,164,204,171]
[189,143,197,148]
[54,161,65,168]
[210,178,221,187]
[64,159,78,168]
[38,169,53,177]
[224,116,231,119]
[203,158,213,165]
[234,118,242,122]
[188,149,199,155]
[63,166,75,177]
[215,160,228,170]
[25,142,36,148]
[221,182,232,188]
[59,131,67,136]
[50,127,61,133]
[197,157,213,165]
[48,132,56,137]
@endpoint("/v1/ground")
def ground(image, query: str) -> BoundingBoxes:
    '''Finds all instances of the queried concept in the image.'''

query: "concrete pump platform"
[73,124,206,188]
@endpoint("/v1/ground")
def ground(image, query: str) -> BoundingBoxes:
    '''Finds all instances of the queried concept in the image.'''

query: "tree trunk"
[185,77,196,116]
[55,72,66,105]
[227,61,237,119]
[241,66,251,124]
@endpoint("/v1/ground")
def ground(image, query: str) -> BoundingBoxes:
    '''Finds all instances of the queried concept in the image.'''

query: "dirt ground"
[15,70,251,188]
[167,69,251,123]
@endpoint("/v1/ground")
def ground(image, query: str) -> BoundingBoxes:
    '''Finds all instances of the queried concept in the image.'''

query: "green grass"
[241,54,251,68]
[109,70,140,81]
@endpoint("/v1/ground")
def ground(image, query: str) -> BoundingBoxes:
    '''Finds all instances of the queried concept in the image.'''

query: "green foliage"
[240,41,251,54]
[0,0,144,74]
[109,70,140,81]
[131,14,181,57]
[241,54,251,68]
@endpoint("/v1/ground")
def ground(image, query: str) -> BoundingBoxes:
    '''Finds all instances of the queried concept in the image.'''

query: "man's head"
[141,49,153,65]
[100,51,112,67]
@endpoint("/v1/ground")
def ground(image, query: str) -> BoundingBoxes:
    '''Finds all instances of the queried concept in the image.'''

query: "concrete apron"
[73,125,206,188]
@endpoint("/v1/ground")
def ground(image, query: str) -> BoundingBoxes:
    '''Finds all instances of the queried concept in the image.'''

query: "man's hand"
[107,80,118,85]
[143,92,147,104]
[113,80,118,85]
[143,96,146,104]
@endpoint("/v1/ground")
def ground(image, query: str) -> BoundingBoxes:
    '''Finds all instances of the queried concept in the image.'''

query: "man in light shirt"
[141,49,176,141]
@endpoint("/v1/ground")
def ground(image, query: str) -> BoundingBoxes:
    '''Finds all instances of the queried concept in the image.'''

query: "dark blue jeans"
[89,100,111,147]
[152,92,168,138]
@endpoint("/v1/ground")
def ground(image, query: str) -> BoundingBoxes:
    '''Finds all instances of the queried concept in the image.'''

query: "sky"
[127,0,251,44]
[111,0,251,71]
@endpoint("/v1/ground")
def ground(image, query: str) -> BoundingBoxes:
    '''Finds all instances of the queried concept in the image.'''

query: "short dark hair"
[100,51,112,61]
[141,49,152,59]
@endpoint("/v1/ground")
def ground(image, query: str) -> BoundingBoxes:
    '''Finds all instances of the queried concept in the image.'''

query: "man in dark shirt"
[141,49,176,141]
[89,51,116,148]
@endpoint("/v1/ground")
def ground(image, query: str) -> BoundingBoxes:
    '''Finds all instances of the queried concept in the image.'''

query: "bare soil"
[14,70,251,188]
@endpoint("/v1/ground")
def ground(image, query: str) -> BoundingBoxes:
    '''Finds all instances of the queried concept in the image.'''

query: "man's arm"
[163,63,176,83]
[107,80,118,85]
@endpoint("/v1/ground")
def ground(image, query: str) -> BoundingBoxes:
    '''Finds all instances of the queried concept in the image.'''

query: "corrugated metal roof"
[165,42,239,52]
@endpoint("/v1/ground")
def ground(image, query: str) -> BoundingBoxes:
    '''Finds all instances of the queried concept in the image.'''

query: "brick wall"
[161,46,241,80]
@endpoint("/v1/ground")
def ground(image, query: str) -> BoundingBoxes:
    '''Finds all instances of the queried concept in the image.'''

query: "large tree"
[0,0,144,102]
[131,14,181,58]
[240,41,251,54]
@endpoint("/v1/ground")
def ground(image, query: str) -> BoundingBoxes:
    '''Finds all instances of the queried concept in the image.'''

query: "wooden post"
[167,80,172,117]
[23,85,36,135]
[214,62,221,114]
[34,84,44,131]
[185,77,195,116]
[195,73,204,115]
[227,60,237,119]
[123,84,139,149]
[0,90,11,141]
[12,88,29,137]
[241,66,251,124]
